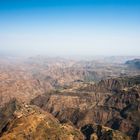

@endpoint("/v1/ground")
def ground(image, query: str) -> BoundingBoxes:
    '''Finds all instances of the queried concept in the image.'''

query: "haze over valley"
[0,0,140,140]
[0,55,140,140]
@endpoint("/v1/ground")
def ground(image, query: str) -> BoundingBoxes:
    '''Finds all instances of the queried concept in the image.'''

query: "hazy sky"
[0,0,140,56]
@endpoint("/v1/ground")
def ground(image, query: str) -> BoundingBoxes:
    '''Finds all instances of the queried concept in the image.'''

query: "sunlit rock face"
[0,99,83,140]
[31,76,140,140]
[0,57,140,140]
[0,99,131,140]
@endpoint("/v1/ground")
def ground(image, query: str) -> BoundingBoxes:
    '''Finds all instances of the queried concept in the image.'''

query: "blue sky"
[0,0,140,56]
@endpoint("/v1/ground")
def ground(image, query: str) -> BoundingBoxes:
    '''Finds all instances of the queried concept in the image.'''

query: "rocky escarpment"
[78,75,140,93]
[31,76,140,140]
[0,99,83,140]
[0,99,131,140]
[81,124,130,140]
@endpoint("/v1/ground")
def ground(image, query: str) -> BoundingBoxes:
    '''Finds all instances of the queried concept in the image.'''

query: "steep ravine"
[31,76,140,140]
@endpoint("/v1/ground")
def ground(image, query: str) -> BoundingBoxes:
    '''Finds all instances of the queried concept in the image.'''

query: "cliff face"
[79,76,140,93]
[0,99,131,140]
[81,124,131,140]
[31,76,140,140]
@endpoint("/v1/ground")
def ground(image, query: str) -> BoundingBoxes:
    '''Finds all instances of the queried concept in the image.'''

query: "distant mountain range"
[125,59,140,69]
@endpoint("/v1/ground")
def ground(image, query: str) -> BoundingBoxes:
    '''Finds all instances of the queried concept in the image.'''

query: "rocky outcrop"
[81,124,131,140]
[0,100,83,140]
[79,76,140,93]
[4,96,129,140]
[0,99,19,135]
[31,76,140,140]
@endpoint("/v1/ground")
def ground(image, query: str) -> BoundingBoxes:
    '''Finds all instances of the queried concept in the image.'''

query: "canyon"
[0,56,140,140]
